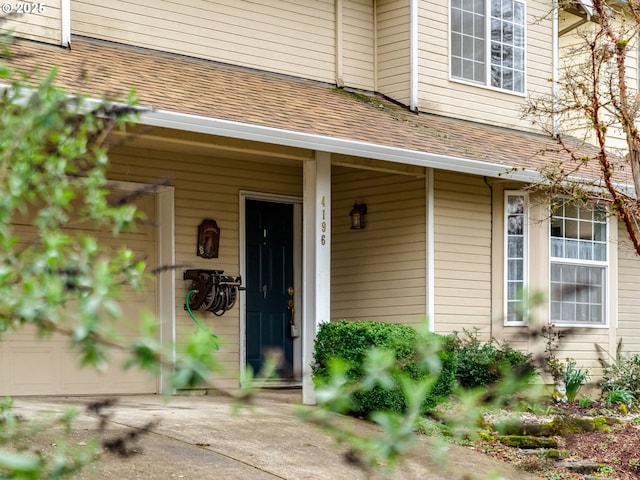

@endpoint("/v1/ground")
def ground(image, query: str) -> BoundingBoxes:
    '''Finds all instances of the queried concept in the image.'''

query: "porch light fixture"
[349,201,367,230]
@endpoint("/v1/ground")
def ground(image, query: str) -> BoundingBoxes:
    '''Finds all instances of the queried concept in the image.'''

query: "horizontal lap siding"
[617,228,640,356]
[550,328,609,380]
[343,0,375,90]
[433,172,492,337]
[71,0,335,83]
[418,0,552,131]
[376,0,410,104]
[106,145,303,387]
[331,166,426,325]
[3,1,61,45]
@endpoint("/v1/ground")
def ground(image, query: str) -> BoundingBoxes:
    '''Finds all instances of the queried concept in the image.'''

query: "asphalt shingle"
[3,36,613,180]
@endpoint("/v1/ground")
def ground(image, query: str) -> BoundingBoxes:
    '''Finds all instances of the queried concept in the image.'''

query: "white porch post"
[302,151,331,405]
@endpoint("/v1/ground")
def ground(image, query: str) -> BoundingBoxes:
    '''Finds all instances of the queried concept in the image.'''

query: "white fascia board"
[140,108,544,183]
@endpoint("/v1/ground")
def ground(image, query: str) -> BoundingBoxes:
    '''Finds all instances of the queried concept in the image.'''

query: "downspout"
[552,0,560,137]
[426,168,435,331]
[373,0,378,92]
[410,0,419,112]
[335,0,345,87]
[61,0,71,48]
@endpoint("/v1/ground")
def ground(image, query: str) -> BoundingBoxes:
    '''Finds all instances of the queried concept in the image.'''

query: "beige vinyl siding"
[433,171,492,337]
[342,0,375,90]
[106,143,303,388]
[2,1,62,45]
[331,166,426,325]
[376,0,410,104]
[71,0,336,83]
[617,226,640,355]
[548,328,609,380]
[418,0,553,132]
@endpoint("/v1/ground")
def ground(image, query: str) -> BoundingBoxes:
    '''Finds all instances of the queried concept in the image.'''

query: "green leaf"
[0,449,42,473]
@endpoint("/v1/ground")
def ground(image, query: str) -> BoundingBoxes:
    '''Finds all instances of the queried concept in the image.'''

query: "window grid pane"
[550,264,605,324]
[550,202,607,263]
[506,194,526,322]
[549,201,607,326]
[451,0,486,83]
[489,0,525,92]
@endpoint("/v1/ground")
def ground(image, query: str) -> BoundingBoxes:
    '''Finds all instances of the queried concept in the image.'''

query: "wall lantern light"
[349,201,367,230]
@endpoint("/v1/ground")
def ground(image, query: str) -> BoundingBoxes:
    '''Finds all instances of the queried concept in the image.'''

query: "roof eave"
[141,108,544,183]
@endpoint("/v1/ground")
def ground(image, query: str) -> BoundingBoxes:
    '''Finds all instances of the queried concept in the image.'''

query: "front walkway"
[11,394,539,479]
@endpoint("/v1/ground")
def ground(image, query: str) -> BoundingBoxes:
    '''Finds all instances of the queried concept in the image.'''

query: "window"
[450,0,526,93]
[505,192,527,324]
[550,201,607,326]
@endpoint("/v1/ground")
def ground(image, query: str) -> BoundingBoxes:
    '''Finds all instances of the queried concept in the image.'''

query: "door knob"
[288,286,294,296]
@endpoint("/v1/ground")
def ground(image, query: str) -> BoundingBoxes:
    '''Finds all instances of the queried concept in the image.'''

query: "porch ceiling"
[112,127,312,166]
[4,36,607,181]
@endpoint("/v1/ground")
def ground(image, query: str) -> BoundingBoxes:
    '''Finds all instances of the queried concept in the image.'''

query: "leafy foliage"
[562,359,590,403]
[312,320,457,416]
[0,54,223,478]
[598,340,640,404]
[451,329,537,390]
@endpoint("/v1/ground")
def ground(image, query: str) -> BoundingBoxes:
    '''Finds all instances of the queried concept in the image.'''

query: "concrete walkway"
[10,393,539,479]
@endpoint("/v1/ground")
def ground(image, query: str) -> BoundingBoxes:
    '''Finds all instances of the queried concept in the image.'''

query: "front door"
[245,199,294,378]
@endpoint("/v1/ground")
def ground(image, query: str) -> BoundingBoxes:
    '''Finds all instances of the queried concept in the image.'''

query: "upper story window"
[450,0,526,93]
[550,201,608,326]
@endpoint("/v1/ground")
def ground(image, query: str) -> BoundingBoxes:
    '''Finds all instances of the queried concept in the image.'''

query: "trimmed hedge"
[312,320,457,416]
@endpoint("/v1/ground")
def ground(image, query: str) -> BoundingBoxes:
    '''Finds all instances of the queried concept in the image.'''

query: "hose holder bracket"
[183,269,243,316]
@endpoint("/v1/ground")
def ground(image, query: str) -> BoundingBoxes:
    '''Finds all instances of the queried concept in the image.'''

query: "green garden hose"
[186,289,220,350]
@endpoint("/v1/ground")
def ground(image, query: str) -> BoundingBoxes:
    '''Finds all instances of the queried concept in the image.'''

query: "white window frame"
[548,201,609,328]
[504,191,528,325]
[449,0,527,95]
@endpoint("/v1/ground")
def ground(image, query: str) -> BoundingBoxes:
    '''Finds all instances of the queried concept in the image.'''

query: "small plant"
[541,325,589,402]
[597,465,614,475]
[605,388,634,407]
[578,395,595,408]
[541,325,565,382]
[562,359,590,402]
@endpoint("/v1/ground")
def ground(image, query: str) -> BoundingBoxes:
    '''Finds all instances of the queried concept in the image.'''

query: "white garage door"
[0,190,158,395]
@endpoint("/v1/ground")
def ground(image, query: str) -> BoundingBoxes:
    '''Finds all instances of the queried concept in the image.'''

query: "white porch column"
[302,151,331,405]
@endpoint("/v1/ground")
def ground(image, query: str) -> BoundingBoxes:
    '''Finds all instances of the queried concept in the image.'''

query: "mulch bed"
[472,401,640,479]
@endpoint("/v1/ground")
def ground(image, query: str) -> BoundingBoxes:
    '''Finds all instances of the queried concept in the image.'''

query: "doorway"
[242,195,301,381]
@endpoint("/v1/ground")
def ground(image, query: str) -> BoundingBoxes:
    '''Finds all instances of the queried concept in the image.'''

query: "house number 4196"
[320,196,327,246]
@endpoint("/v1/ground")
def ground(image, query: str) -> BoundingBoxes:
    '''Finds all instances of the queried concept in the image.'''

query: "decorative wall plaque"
[197,219,220,258]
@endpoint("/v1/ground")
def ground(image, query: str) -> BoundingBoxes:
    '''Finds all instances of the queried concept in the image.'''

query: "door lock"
[287,286,299,338]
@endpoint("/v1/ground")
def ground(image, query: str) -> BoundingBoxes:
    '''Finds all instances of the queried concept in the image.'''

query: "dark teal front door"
[245,199,294,378]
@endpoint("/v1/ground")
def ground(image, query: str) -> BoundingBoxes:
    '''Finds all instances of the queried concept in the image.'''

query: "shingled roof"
[4,36,602,180]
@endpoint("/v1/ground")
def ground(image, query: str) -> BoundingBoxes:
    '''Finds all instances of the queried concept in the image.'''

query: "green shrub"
[312,321,457,416]
[452,329,537,389]
[598,341,640,403]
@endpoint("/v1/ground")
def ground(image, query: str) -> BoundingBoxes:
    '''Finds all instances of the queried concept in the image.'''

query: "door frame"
[239,191,303,385]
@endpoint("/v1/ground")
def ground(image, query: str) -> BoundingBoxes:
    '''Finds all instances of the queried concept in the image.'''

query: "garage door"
[0,189,158,395]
